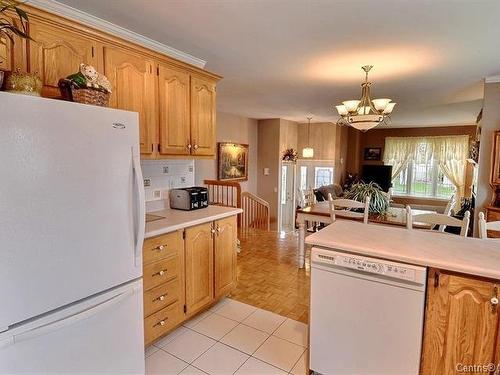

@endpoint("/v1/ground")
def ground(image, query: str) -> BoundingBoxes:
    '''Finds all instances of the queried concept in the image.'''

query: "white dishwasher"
[310,247,427,375]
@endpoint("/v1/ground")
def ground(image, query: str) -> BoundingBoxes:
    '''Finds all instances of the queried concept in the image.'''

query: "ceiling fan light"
[336,105,348,116]
[372,98,391,112]
[302,147,314,158]
[382,102,396,114]
[342,100,360,113]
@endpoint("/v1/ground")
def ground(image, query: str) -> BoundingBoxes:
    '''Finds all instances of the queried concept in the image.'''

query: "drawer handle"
[154,269,167,277]
[155,294,168,302]
[157,245,165,251]
[154,317,169,327]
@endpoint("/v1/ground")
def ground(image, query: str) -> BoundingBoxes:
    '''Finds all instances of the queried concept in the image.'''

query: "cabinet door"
[29,22,99,98]
[158,63,191,155]
[185,223,214,316]
[104,46,156,155]
[421,269,499,375]
[190,76,216,156]
[214,216,237,299]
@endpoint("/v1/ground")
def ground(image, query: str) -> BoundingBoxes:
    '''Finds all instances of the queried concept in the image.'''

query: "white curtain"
[383,137,417,179]
[383,135,469,205]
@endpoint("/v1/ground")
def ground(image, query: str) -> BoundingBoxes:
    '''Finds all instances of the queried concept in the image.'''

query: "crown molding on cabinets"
[485,75,500,83]
[27,0,207,68]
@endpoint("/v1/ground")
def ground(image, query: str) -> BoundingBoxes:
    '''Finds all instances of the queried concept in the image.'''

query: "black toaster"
[169,187,209,211]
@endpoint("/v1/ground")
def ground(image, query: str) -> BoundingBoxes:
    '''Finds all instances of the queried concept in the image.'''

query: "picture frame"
[491,131,500,185]
[364,147,382,161]
[217,142,249,181]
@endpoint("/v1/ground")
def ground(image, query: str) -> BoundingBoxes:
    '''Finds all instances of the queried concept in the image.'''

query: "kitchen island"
[306,220,500,375]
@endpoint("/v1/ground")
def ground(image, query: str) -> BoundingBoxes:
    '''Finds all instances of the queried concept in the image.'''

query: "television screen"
[361,165,393,192]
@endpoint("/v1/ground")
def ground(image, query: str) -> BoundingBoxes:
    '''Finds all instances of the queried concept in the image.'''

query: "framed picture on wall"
[217,142,249,181]
[364,147,382,161]
[491,131,500,184]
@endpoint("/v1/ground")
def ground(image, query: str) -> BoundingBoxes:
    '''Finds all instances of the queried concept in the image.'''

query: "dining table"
[295,202,435,268]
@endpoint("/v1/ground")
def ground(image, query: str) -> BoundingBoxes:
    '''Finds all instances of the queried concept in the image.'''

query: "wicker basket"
[58,79,110,107]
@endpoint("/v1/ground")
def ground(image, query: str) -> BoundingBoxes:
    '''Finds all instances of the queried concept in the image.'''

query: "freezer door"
[0,93,145,329]
[0,279,144,374]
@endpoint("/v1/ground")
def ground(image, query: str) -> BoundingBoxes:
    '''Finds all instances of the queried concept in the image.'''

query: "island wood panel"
[214,216,237,298]
[104,46,157,155]
[421,269,500,375]
[190,76,216,156]
[185,222,215,316]
[28,21,100,98]
[158,63,191,156]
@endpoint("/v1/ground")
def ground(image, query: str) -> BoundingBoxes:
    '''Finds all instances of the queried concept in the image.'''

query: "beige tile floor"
[145,298,308,375]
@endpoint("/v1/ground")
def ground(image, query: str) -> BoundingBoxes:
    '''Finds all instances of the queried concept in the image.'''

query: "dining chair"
[438,194,456,232]
[328,193,370,224]
[301,188,317,231]
[406,205,470,237]
[478,212,500,239]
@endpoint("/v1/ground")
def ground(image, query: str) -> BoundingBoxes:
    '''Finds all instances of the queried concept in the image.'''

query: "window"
[281,166,287,204]
[300,166,307,191]
[392,141,455,199]
[314,167,334,188]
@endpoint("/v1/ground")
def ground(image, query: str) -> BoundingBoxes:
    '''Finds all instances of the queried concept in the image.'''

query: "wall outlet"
[264,168,270,176]
[143,178,151,187]
[153,190,161,199]
[163,166,169,174]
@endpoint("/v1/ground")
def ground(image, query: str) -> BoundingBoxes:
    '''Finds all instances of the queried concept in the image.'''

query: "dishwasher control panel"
[313,249,424,283]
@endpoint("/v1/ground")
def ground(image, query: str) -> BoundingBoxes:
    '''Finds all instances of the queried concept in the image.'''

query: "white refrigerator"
[0,92,146,373]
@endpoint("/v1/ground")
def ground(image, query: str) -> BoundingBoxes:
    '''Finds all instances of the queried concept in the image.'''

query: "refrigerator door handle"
[132,147,145,267]
[6,287,137,347]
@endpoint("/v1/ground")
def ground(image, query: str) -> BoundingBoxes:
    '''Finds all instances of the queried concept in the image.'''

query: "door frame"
[278,160,297,232]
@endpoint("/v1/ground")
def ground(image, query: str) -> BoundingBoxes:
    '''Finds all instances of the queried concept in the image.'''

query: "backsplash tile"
[141,159,195,212]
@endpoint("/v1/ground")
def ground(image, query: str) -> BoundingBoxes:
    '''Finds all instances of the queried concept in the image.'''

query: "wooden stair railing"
[241,192,271,231]
[204,179,242,209]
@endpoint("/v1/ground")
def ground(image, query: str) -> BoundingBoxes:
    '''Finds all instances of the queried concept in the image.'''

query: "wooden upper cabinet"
[104,46,157,155]
[190,76,216,156]
[421,269,500,375]
[158,63,191,156]
[185,223,214,316]
[29,22,99,98]
[214,216,237,299]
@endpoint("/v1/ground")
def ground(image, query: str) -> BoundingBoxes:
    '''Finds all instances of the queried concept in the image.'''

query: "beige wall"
[297,122,337,161]
[279,119,298,153]
[195,111,258,194]
[477,82,500,219]
[257,119,281,225]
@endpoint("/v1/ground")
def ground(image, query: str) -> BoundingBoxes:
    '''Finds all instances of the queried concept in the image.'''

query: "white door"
[0,93,145,329]
[0,280,145,374]
[280,162,295,231]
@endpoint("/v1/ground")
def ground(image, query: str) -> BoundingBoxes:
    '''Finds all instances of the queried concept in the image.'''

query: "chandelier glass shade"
[335,66,396,131]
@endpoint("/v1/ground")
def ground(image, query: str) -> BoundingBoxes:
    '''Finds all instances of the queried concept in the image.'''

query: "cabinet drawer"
[144,278,180,317]
[143,256,179,291]
[144,302,183,345]
[143,231,183,266]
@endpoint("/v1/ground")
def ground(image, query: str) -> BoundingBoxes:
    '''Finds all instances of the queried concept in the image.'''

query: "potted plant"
[344,181,390,214]
[0,0,31,86]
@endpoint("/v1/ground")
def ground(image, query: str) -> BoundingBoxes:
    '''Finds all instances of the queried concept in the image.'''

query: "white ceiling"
[55,0,500,127]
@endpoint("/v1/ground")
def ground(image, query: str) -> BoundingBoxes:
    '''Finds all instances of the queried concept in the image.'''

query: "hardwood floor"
[230,229,310,323]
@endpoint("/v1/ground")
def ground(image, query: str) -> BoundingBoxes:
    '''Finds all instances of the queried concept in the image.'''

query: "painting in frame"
[364,147,382,161]
[217,142,249,181]
[491,131,500,185]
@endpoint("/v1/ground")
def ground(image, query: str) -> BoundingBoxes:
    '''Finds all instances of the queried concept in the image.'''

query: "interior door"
[158,63,191,155]
[0,94,143,329]
[214,216,237,298]
[185,223,214,315]
[29,21,100,98]
[104,46,156,155]
[190,76,216,156]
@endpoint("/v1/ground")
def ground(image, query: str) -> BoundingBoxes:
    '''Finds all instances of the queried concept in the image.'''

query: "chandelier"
[335,65,396,131]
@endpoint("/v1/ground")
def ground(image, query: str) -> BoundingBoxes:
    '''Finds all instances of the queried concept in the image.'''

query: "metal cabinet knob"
[193,144,199,150]
[159,295,165,301]
[157,269,167,276]
[491,296,499,306]
[187,144,192,150]
[158,245,165,251]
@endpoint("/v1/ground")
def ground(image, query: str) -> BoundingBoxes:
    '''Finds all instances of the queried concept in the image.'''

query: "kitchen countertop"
[145,205,242,239]
[306,220,500,280]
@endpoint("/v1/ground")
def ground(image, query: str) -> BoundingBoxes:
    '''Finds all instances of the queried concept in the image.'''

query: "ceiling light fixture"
[335,65,396,131]
[302,117,314,158]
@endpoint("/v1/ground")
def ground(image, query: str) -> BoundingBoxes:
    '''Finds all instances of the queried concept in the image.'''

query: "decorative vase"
[5,68,42,96]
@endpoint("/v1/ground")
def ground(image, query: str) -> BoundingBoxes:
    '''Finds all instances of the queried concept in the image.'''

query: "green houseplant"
[0,0,31,85]
[344,181,390,214]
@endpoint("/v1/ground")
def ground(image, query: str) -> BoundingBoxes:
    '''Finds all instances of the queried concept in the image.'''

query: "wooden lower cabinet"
[143,216,238,346]
[214,216,237,299]
[185,222,215,316]
[421,269,500,375]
